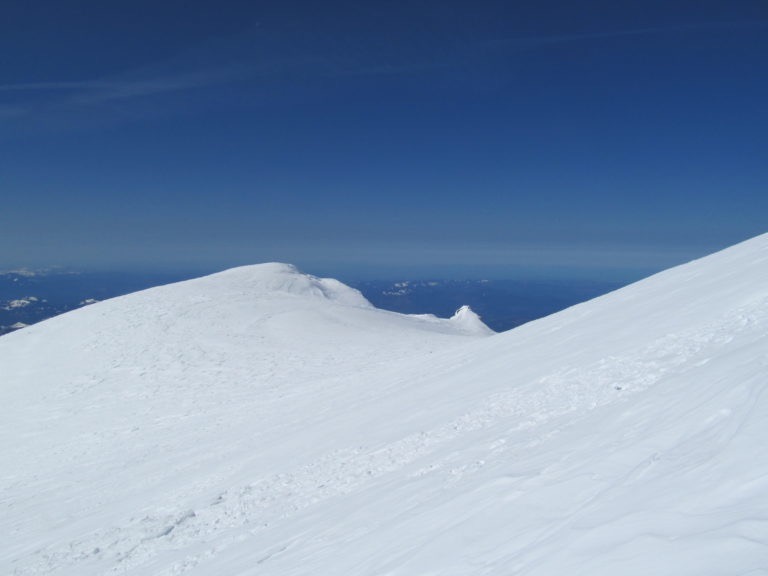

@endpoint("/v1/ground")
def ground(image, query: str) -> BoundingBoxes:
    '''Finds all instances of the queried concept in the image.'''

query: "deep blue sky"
[2,1,766,279]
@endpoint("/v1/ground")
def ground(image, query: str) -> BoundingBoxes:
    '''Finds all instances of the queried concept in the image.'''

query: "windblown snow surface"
[2,237,768,575]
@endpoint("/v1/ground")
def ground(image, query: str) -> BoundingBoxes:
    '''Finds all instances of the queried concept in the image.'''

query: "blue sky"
[1,1,766,279]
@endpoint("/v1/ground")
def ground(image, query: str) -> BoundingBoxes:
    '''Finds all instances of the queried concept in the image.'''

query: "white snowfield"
[1,237,767,575]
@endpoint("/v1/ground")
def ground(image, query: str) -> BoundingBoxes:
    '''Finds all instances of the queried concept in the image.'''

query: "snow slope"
[2,236,768,575]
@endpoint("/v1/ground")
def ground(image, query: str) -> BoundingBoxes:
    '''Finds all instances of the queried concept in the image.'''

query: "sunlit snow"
[2,236,768,575]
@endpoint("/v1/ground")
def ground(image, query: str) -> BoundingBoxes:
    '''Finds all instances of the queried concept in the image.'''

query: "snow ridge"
[2,233,768,576]
[200,263,373,308]
[449,305,495,335]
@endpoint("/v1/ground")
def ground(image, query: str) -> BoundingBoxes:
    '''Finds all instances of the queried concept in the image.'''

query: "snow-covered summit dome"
[194,262,373,308]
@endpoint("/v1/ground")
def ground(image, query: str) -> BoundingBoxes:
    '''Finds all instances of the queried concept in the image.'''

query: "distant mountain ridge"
[0,269,624,334]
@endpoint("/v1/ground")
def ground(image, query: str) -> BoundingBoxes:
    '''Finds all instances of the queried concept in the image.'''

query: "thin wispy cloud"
[496,20,768,50]
[73,69,244,104]
[0,65,254,134]
[0,67,246,103]
[2,17,764,133]
[293,19,768,80]
[0,81,106,92]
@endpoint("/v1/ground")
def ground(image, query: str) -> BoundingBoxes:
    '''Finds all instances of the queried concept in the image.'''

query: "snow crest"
[199,263,373,308]
[2,234,768,576]
[449,305,495,335]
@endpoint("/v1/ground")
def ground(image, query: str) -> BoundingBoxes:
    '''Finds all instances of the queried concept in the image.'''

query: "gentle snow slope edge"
[1,234,767,576]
